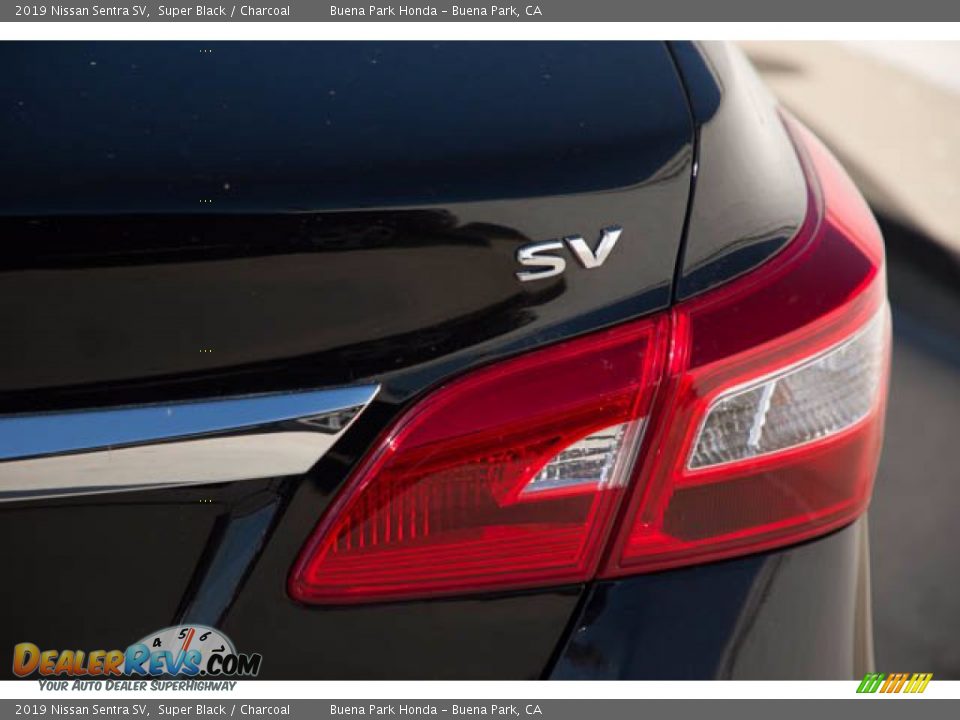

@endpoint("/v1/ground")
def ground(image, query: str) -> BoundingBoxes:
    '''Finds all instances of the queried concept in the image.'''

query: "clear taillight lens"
[689,310,887,469]
[523,422,644,496]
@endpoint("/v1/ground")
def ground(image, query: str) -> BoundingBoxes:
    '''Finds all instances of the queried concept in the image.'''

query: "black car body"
[0,41,886,679]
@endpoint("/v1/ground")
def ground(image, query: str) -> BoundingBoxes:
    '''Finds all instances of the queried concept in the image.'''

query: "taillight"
[603,116,890,576]
[289,316,669,603]
[290,115,891,604]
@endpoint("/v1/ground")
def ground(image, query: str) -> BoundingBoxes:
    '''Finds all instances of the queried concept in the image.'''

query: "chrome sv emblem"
[515,226,623,282]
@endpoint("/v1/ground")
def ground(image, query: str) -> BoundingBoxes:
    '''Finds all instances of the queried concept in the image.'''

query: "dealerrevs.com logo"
[13,625,262,680]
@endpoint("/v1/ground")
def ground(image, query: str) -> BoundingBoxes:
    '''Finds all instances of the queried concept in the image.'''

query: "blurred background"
[741,41,960,677]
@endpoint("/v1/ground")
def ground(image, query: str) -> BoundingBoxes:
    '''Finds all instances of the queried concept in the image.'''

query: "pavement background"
[742,41,960,677]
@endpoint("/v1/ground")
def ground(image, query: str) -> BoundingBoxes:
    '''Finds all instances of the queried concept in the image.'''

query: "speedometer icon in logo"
[128,624,263,677]
[136,624,236,660]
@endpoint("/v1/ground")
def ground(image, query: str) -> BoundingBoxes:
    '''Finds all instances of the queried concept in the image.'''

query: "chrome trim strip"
[0,386,378,460]
[0,385,379,500]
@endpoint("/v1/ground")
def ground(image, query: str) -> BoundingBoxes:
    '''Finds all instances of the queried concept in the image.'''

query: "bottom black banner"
[2,699,959,719]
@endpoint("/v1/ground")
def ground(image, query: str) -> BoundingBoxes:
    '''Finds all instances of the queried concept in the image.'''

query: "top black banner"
[7,0,960,22]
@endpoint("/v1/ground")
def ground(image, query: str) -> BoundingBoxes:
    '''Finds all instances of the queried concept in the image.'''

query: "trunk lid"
[0,41,694,678]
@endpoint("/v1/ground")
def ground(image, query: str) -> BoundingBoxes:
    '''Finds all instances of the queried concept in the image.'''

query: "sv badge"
[515,226,623,282]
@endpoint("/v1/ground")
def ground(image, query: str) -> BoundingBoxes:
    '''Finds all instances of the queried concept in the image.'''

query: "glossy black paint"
[0,41,692,680]
[0,42,694,404]
[669,41,809,300]
[0,196,687,408]
[0,479,275,669]
[2,42,690,213]
[550,519,871,680]
[0,42,866,680]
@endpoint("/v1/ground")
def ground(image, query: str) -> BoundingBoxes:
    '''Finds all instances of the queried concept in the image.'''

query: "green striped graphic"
[857,673,885,693]
[857,672,932,694]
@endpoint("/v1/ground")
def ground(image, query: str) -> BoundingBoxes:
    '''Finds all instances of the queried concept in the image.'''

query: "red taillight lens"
[603,116,890,576]
[289,317,669,603]
[290,115,891,604]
